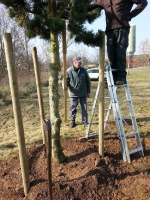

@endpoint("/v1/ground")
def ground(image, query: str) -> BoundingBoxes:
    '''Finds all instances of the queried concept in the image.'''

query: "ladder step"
[86,132,98,138]
[125,131,138,137]
[116,83,127,86]
[129,147,143,155]
[104,108,111,111]
[89,122,98,125]
[122,115,134,120]
[118,100,131,103]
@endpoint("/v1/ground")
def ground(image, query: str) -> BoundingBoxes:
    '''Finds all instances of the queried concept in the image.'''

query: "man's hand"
[63,87,68,92]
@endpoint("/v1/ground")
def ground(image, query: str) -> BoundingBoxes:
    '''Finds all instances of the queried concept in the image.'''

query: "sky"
[68,1,150,57]
[31,2,150,61]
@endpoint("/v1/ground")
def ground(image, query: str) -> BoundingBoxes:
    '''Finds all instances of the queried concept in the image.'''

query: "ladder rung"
[116,83,127,86]
[89,122,98,125]
[118,100,131,103]
[105,97,111,99]
[125,131,138,137]
[122,115,134,120]
[86,132,98,138]
[129,147,143,155]
[104,108,111,111]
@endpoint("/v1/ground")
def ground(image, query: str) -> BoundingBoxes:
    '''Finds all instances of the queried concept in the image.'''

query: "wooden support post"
[3,33,30,196]
[32,47,45,144]
[43,119,52,200]
[62,21,67,122]
[99,32,105,156]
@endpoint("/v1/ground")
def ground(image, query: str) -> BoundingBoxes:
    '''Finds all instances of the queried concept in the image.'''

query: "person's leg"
[70,97,78,120]
[79,96,88,123]
[70,97,78,127]
[115,27,129,83]
[106,30,118,83]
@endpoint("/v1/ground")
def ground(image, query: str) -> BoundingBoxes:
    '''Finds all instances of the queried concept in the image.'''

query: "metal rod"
[43,119,52,200]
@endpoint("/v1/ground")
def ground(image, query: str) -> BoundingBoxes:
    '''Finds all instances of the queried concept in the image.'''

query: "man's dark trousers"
[70,97,87,123]
[106,27,130,82]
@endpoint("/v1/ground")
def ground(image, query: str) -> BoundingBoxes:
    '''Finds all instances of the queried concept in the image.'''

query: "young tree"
[1,0,103,163]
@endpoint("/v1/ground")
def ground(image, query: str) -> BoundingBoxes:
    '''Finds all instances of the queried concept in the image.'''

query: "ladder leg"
[85,84,100,138]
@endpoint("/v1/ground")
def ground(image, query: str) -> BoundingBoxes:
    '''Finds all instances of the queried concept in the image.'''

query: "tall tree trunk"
[49,32,66,163]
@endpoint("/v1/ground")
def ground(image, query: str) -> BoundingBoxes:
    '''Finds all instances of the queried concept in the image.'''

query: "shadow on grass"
[0,143,16,150]
[26,139,43,146]
[0,99,12,106]
[137,117,150,122]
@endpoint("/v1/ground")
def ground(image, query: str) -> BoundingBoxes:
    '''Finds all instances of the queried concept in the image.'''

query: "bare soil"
[0,137,150,200]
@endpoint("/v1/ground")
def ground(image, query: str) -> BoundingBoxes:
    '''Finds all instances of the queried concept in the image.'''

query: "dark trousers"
[70,97,87,123]
[106,27,130,81]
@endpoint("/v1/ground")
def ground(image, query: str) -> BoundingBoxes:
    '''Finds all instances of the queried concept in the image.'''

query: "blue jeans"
[106,27,129,81]
[70,97,87,123]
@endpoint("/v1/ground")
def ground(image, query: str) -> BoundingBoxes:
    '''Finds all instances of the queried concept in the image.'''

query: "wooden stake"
[43,119,52,200]
[3,33,30,196]
[32,47,45,144]
[62,21,67,122]
[99,32,105,156]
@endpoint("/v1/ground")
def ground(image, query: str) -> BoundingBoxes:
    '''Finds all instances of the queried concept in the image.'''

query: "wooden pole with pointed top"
[62,21,67,122]
[3,33,30,196]
[99,32,105,156]
[32,47,45,144]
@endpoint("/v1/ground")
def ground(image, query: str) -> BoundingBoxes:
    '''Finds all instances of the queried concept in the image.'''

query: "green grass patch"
[0,67,150,159]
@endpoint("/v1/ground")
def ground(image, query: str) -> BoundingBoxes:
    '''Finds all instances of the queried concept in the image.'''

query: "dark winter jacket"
[67,66,91,97]
[92,0,148,31]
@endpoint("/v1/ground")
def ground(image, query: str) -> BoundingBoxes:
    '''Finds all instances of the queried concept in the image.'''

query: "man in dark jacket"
[66,56,91,128]
[90,0,148,84]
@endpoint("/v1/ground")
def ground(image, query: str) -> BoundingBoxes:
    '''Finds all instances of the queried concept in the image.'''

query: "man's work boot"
[83,122,88,127]
[115,79,127,85]
[112,69,118,84]
[70,120,76,128]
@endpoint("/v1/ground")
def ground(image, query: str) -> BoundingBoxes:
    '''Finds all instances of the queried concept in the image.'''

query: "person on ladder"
[88,0,148,85]
[66,56,91,128]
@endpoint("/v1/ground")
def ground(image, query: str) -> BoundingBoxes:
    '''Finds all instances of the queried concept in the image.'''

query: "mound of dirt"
[0,138,150,200]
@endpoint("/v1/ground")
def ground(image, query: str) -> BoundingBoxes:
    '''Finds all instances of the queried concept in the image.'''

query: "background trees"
[138,39,150,67]
[0,5,33,78]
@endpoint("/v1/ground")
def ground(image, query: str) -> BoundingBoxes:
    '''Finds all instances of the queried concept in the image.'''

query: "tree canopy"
[0,0,103,47]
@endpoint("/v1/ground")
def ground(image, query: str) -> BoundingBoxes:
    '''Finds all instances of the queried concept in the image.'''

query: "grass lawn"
[0,67,150,159]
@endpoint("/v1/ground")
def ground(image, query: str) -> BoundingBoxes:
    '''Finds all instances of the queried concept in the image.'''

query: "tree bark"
[49,32,66,163]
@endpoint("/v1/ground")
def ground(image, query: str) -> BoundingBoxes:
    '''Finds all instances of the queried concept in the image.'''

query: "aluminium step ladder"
[85,65,144,162]
[85,84,113,138]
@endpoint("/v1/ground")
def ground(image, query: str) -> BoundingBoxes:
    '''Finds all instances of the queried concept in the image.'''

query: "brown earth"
[0,137,150,200]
